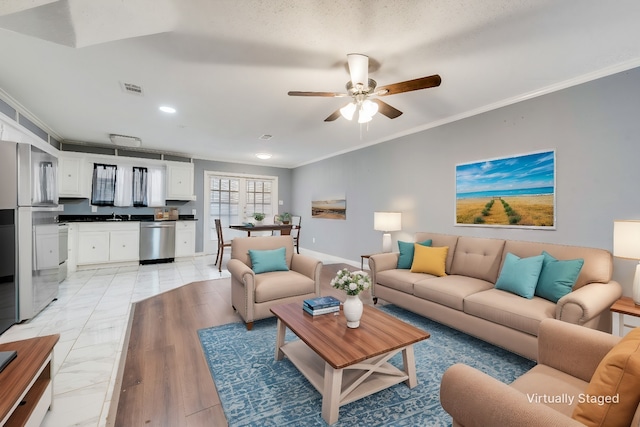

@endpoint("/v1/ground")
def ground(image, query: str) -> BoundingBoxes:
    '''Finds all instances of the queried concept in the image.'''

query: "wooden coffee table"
[271,303,430,424]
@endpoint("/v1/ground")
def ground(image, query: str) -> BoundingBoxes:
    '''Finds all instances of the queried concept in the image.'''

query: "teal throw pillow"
[495,253,544,299]
[397,239,433,269]
[248,247,289,274]
[535,251,584,303]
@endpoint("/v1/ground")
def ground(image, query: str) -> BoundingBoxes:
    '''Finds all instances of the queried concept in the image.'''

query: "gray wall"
[193,159,293,252]
[292,67,640,296]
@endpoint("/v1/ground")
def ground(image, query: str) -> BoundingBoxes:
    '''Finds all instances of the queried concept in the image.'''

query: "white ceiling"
[1,0,640,168]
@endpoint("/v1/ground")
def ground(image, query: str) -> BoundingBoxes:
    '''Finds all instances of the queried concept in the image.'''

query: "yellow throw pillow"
[572,328,640,427]
[410,244,448,276]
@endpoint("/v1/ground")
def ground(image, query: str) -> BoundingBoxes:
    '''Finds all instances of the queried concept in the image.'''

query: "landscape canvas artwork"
[311,199,346,220]
[455,150,555,228]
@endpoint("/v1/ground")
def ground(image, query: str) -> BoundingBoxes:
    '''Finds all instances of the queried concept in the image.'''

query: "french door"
[203,171,278,254]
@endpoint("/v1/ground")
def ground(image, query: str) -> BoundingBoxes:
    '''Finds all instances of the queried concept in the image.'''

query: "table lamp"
[374,212,402,253]
[613,220,640,305]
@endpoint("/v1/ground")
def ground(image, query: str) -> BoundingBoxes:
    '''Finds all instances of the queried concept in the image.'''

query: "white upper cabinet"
[166,162,196,201]
[59,155,89,198]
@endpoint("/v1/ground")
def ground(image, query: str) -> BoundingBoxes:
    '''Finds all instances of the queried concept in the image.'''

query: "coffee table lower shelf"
[279,339,415,424]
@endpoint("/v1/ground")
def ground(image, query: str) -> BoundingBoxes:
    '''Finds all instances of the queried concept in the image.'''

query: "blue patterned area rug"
[198,305,535,426]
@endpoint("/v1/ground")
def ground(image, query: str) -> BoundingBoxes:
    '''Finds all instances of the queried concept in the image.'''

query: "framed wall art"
[311,199,346,220]
[455,150,555,229]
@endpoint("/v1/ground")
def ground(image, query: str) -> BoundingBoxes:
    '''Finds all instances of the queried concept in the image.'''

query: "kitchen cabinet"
[109,230,140,262]
[175,221,196,257]
[59,155,89,198]
[166,163,196,200]
[77,231,110,265]
[76,222,140,266]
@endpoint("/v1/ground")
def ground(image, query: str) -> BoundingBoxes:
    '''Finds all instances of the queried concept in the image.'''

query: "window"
[91,164,117,206]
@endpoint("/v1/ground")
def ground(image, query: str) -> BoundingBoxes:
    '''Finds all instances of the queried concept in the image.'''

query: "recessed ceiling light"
[256,153,272,160]
[159,105,176,113]
[259,134,273,140]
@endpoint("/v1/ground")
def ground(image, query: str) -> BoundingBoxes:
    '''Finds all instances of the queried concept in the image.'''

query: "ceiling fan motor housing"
[346,79,377,95]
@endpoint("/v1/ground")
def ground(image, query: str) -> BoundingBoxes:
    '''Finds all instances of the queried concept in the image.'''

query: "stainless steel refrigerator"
[0,141,59,326]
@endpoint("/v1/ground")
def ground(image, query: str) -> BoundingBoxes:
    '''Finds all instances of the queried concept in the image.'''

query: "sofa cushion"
[572,328,640,427]
[449,236,506,283]
[464,288,556,336]
[254,270,315,303]
[535,251,584,303]
[248,247,289,274]
[411,245,448,276]
[495,253,544,299]
[414,232,459,274]
[502,240,612,290]
[375,269,432,294]
[510,364,589,417]
[397,239,432,269]
[413,275,494,311]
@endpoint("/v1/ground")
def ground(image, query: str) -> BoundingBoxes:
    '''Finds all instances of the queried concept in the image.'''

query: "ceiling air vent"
[120,82,144,96]
[110,134,141,147]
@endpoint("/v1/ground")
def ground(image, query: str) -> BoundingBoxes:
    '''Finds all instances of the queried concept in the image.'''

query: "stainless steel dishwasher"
[139,221,176,264]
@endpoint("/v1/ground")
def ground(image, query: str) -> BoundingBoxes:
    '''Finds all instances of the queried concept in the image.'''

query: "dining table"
[230,223,294,236]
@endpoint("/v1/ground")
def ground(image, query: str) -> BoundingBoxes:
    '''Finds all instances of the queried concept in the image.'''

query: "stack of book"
[303,296,341,316]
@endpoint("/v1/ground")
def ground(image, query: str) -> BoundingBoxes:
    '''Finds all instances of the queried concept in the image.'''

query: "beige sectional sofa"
[368,232,623,361]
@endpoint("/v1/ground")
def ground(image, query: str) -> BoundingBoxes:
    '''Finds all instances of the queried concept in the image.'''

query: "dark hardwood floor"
[109,263,366,426]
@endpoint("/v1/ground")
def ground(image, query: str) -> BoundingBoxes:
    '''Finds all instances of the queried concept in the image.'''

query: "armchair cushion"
[572,328,640,427]
[254,270,315,303]
[249,247,289,274]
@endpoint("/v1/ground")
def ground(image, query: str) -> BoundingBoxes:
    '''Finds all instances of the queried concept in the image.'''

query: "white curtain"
[114,167,133,207]
[147,166,166,207]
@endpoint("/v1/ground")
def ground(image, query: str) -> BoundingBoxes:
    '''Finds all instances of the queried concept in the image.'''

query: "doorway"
[203,171,278,254]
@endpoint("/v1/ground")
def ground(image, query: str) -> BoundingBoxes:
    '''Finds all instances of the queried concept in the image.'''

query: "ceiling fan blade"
[372,99,403,119]
[288,91,346,97]
[324,108,342,122]
[376,74,442,96]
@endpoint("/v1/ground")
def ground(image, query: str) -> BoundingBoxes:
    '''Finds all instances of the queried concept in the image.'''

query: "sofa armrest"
[368,253,399,294]
[537,318,620,382]
[556,281,623,326]
[228,259,255,291]
[291,254,323,294]
[440,363,584,427]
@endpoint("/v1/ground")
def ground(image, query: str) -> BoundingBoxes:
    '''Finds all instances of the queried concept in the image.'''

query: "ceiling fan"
[288,53,441,123]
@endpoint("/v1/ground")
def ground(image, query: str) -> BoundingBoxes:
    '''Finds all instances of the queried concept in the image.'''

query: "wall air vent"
[120,82,144,96]
[109,134,141,148]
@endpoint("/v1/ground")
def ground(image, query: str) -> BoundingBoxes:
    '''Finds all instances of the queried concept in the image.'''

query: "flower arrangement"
[331,268,371,296]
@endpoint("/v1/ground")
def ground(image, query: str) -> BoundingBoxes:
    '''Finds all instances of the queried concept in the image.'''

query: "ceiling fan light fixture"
[362,99,378,117]
[340,102,357,120]
[358,109,373,124]
[347,53,369,89]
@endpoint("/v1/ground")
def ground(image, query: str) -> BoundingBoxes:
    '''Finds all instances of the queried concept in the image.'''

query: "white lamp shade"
[374,212,402,232]
[340,102,356,120]
[614,220,640,259]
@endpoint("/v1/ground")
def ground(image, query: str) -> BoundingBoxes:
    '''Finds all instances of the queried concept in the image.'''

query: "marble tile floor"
[0,255,232,427]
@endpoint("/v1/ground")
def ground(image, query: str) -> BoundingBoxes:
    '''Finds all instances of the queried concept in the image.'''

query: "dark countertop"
[58,214,197,223]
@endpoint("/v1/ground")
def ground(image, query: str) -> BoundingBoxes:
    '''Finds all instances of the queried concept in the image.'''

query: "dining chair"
[291,215,301,254]
[215,219,232,272]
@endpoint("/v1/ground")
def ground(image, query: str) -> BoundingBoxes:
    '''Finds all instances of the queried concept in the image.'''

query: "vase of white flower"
[343,295,364,328]
[330,268,371,328]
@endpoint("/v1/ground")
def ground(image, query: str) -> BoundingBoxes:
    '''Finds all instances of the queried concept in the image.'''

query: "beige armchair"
[440,319,640,426]
[228,235,322,330]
